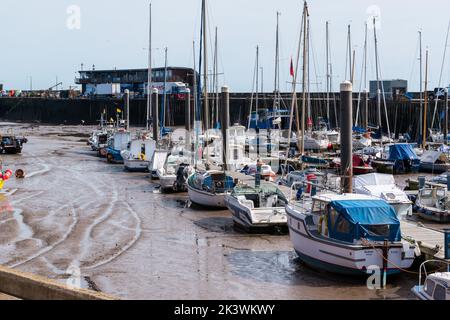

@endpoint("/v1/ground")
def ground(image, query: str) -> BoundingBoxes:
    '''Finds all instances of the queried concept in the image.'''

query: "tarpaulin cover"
[353,126,367,134]
[420,150,446,164]
[388,144,418,161]
[328,200,401,243]
[353,173,395,188]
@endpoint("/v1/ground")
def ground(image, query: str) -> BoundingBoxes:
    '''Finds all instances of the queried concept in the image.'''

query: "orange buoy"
[3,170,12,181]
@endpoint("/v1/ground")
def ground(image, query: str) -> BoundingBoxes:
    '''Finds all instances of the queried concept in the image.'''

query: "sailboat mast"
[419,31,423,139]
[300,2,308,156]
[373,17,382,133]
[326,21,330,125]
[162,47,168,130]
[146,2,152,131]
[256,46,259,116]
[347,24,352,81]
[214,27,219,128]
[422,49,429,149]
[202,0,209,132]
[274,12,280,112]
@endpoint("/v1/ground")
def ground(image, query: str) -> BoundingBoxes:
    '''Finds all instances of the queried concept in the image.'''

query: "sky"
[0,0,450,92]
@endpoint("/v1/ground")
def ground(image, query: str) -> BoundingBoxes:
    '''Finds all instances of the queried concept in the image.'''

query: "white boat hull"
[286,204,415,275]
[187,184,228,208]
[225,195,287,229]
[124,159,150,171]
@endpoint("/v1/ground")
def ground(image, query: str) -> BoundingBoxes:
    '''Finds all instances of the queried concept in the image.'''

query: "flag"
[116,108,122,113]
[290,57,294,77]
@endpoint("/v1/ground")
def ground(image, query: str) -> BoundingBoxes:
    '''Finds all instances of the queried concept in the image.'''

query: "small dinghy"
[286,193,417,275]
[187,170,236,208]
[412,260,450,300]
[414,186,450,223]
[225,182,288,232]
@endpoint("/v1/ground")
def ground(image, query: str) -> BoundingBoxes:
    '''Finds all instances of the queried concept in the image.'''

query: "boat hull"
[419,163,450,174]
[286,205,415,275]
[187,184,227,208]
[124,159,150,172]
[225,196,287,231]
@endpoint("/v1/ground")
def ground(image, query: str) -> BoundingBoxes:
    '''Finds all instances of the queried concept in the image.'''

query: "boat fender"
[138,153,146,161]
[318,215,328,236]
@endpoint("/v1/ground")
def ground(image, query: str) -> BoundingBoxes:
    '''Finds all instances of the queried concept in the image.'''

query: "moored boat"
[187,170,236,208]
[286,193,417,275]
[225,182,288,232]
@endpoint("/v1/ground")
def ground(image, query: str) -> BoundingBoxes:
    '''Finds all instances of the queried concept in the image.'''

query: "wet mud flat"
[0,122,438,300]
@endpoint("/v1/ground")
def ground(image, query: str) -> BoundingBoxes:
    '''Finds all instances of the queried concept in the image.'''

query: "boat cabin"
[232,183,288,209]
[307,194,401,244]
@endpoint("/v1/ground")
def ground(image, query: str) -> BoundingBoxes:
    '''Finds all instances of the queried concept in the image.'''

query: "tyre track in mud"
[1,136,143,277]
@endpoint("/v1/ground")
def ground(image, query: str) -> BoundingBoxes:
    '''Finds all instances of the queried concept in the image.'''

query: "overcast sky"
[1,0,449,92]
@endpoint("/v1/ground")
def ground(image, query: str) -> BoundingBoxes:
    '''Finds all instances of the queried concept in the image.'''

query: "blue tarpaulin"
[353,126,366,134]
[388,144,418,161]
[328,200,401,243]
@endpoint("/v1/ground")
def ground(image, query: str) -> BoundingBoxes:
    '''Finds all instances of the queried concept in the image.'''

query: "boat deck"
[400,220,447,261]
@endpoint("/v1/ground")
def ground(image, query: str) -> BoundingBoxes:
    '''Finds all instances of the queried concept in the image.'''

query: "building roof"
[78,67,194,74]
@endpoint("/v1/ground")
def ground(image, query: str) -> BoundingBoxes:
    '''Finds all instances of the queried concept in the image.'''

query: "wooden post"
[340,81,353,193]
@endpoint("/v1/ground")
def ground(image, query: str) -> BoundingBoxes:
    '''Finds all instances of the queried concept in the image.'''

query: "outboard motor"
[175,164,190,192]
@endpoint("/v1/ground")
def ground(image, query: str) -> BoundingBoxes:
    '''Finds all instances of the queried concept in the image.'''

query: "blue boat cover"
[352,126,366,134]
[388,144,418,161]
[328,200,401,243]
[203,175,235,190]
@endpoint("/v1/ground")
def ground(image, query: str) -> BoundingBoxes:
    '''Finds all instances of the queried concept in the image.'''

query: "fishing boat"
[286,193,417,275]
[225,182,288,232]
[371,144,420,175]
[105,130,131,164]
[414,186,450,223]
[411,260,450,300]
[121,132,156,171]
[157,152,192,192]
[187,170,236,208]
[354,173,412,218]
[419,150,450,174]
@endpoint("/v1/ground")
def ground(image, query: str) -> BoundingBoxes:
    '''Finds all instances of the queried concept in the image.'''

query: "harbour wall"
[0,94,447,139]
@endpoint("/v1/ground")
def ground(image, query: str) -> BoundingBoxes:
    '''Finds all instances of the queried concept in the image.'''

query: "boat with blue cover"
[187,170,236,208]
[286,193,417,275]
[371,144,420,175]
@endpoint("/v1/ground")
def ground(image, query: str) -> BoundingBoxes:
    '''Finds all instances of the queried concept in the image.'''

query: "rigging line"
[284,6,305,177]
[408,34,421,87]
[355,23,368,127]
[431,20,450,129]
[247,50,258,129]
